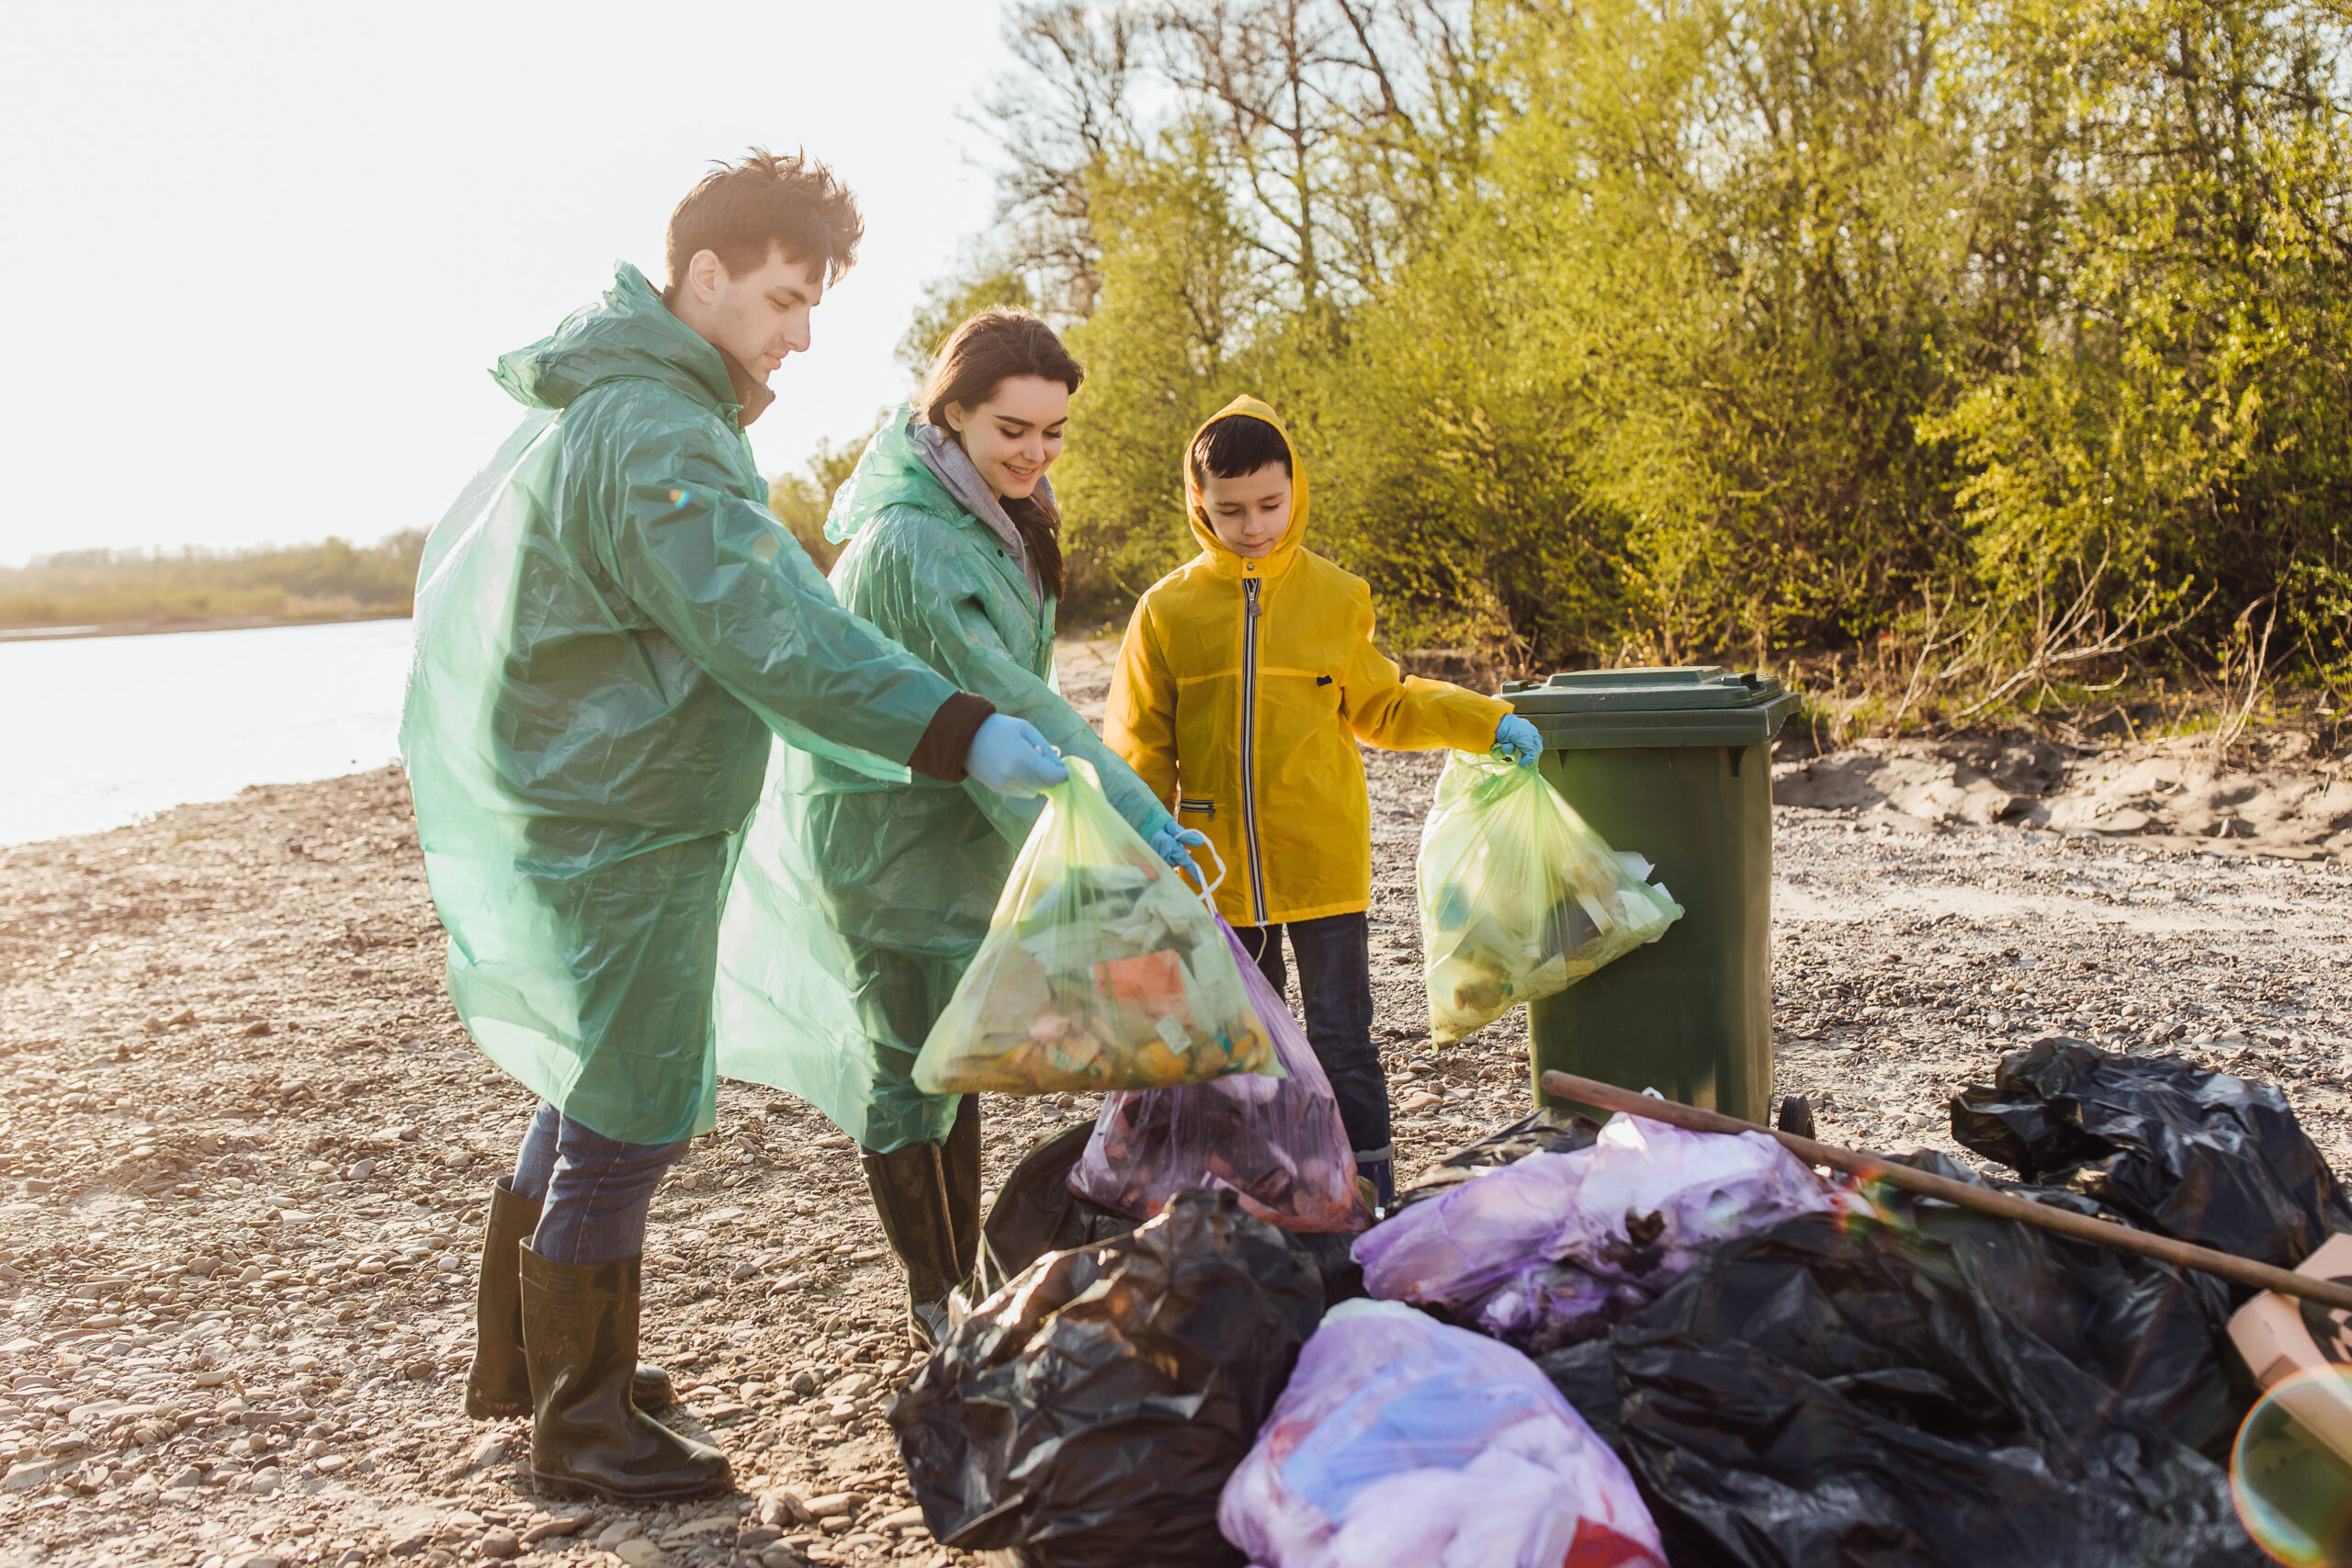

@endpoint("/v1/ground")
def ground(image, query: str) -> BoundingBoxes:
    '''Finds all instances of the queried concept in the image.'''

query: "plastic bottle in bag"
[914,757,1277,1095]
[1416,752,1681,1045]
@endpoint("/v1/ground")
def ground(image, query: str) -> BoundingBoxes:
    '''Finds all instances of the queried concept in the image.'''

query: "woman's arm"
[931,593,1174,843]
[864,522,1174,844]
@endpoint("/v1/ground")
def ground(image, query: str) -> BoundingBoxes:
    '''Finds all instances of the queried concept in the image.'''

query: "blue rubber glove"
[1492,712,1543,769]
[965,714,1069,796]
[1148,819,1209,871]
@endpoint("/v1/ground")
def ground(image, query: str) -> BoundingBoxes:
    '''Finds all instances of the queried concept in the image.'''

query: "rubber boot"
[464,1179,675,1417]
[517,1244,729,1500]
[861,1100,979,1350]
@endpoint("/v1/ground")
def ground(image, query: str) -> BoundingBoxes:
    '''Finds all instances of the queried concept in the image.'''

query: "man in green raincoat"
[402,150,1069,1501]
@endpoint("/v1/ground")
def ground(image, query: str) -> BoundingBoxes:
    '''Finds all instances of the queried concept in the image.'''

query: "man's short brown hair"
[665,148,865,295]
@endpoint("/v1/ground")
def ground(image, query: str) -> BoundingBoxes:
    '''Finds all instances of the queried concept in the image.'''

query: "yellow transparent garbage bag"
[912,758,1279,1095]
[1417,752,1684,1045]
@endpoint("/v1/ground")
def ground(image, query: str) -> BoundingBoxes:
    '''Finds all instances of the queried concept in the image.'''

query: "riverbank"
[0,610,410,644]
[1,644,2347,1566]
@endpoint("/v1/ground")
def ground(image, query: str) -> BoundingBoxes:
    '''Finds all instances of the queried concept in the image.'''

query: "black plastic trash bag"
[980,1124,1363,1308]
[893,1189,1326,1568]
[1541,1212,2262,1568]
[979,1123,1140,1296]
[1952,1038,2352,1285]
[1883,1150,2242,1455]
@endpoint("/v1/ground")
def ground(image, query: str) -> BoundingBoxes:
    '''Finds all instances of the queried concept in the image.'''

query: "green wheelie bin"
[1497,667,1799,1124]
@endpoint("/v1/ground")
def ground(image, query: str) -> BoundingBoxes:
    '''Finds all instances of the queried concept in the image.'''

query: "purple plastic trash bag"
[1354,1112,1845,1349]
[1352,1147,1591,1303]
[1069,921,1370,1234]
[1217,1299,1666,1568]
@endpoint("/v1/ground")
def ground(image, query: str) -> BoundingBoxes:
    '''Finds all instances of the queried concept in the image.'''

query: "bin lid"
[1498,666,1799,749]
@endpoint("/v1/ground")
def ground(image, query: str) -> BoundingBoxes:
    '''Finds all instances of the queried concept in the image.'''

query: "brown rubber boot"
[861,1122,967,1350]
[464,1179,676,1417]
[518,1244,729,1501]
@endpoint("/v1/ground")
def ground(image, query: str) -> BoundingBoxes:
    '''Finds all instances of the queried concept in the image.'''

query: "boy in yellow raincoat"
[1105,397,1544,1203]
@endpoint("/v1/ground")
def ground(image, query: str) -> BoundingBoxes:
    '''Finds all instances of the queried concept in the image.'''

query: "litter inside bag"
[1218,1298,1666,1568]
[1540,1211,2260,1568]
[914,757,1276,1096]
[1952,1036,2352,1289]
[892,1189,1324,1568]
[1069,920,1371,1234]
[1416,752,1681,1045]
[1356,1111,1843,1353]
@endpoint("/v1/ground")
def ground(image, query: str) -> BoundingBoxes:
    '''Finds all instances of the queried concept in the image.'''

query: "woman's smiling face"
[945,375,1070,500]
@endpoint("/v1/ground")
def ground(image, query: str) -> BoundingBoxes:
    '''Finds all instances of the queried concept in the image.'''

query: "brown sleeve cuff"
[908,692,998,782]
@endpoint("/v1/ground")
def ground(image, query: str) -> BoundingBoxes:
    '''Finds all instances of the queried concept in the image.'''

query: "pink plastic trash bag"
[1351,1147,1592,1304]
[1353,1112,1844,1349]
[1069,921,1370,1234]
[1217,1299,1665,1568]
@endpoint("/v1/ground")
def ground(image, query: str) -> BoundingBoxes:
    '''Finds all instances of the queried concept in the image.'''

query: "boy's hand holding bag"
[913,757,1279,1095]
[1417,751,1684,1045]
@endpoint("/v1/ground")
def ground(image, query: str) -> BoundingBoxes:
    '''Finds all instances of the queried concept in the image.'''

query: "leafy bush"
[920,0,2352,722]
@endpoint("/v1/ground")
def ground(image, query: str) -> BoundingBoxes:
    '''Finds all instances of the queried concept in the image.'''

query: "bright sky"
[0,0,1013,569]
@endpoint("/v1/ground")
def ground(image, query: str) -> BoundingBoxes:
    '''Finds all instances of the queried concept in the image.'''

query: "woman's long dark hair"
[921,308,1083,600]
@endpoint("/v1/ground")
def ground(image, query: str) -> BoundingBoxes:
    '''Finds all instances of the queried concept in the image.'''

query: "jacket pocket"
[1178,796,1217,819]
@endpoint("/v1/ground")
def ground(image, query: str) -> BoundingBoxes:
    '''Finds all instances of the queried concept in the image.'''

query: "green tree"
[920,0,2352,713]
[767,427,882,575]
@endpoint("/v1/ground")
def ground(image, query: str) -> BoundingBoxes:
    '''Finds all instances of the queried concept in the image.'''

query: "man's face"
[675,243,824,381]
[1199,464,1293,559]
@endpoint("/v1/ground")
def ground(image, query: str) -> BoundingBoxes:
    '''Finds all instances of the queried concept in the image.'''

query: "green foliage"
[768,426,880,575]
[0,533,425,631]
[1054,143,1272,612]
[896,271,1038,383]
[918,0,2352,705]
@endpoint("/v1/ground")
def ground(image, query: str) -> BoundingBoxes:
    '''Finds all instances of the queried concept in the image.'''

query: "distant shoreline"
[0,608,412,644]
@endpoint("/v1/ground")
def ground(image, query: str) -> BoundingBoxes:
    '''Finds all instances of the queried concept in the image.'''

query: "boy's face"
[1199,464,1293,559]
[671,243,824,383]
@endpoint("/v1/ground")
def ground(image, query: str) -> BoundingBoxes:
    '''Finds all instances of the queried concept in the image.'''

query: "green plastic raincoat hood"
[491,265,740,414]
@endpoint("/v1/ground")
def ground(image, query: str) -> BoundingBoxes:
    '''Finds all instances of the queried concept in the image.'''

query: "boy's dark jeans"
[1234,912,1393,1185]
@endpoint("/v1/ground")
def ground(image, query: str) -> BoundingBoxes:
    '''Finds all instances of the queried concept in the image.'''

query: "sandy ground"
[1775,728,2352,856]
[2,640,2348,1568]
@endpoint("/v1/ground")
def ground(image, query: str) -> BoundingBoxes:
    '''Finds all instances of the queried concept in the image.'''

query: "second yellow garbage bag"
[1418,752,1684,1045]
[913,758,1278,1095]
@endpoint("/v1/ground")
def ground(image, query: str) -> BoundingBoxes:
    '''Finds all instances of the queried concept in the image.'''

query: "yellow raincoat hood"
[1182,395,1313,580]
[1108,395,1511,928]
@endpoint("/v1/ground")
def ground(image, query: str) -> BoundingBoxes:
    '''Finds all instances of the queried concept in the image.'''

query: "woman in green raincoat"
[717,310,1199,1343]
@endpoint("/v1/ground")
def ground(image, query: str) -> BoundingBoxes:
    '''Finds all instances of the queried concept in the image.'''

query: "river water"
[0,617,414,847]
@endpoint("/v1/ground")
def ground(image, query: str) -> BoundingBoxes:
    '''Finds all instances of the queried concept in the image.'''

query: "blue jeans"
[510,1101,687,1266]
[1234,912,1393,1188]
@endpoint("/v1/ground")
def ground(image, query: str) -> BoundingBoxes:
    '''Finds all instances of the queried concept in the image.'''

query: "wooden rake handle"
[1539,1069,2352,1315]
